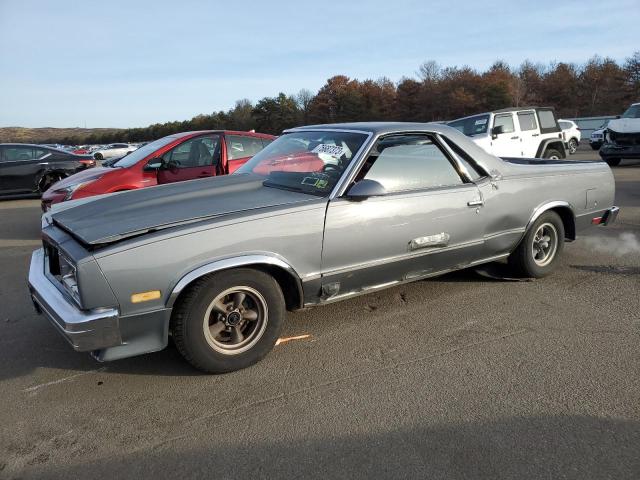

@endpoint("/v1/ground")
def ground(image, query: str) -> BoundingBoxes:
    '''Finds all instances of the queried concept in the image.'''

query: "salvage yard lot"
[1,150,639,479]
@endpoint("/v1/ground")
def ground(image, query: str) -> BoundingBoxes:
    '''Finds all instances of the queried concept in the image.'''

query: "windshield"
[621,104,640,119]
[235,131,368,196]
[447,114,490,136]
[112,136,177,168]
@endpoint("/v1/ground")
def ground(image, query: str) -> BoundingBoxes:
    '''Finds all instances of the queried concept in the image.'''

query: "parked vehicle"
[41,130,275,210]
[599,103,640,166]
[93,143,138,160]
[448,107,567,159]
[0,144,95,197]
[558,119,581,154]
[29,122,618,372]
[590,121,610,150]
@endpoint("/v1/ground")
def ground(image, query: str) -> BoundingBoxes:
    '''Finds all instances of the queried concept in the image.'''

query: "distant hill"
[0,127,125,144]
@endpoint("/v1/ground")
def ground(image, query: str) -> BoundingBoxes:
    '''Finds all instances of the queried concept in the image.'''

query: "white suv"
[448,107,567,159]
[559,119,581,154]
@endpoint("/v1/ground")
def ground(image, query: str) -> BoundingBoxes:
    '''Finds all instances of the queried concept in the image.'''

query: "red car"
[42,130,275,210]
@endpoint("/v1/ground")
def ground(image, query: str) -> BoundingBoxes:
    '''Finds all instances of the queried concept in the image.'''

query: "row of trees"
[45,52,640,145]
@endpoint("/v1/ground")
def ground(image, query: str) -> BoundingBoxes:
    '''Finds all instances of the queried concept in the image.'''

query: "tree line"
[41,52,640,145]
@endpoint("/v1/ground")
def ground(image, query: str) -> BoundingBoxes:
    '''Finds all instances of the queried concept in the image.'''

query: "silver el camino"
[28,123,619,372]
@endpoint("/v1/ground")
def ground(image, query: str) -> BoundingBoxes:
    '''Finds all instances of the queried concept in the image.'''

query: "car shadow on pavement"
[16,415,640,480]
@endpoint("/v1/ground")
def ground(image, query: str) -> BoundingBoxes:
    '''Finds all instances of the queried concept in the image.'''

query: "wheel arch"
[535,139,567,159]
[35,168,67,191]
[167,255,304,312]
[525,201,576,241]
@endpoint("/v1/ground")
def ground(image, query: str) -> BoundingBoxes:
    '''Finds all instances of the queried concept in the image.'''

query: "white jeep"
[448,107,567,159]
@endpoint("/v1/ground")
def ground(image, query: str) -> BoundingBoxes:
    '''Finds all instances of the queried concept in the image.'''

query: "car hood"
[607,118,640,134]
[50,173,318,246]
[49,167,112,190]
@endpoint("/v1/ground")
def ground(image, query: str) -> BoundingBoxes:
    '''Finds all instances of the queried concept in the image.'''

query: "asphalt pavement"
[1,148,639,479]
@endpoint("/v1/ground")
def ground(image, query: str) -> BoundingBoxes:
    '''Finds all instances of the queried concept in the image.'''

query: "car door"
[157,134,220,184]
[489,113,521,157]
[224,134,265,173]
[320,134,486,297]
[0,146,46,193]
[516,110,540,157]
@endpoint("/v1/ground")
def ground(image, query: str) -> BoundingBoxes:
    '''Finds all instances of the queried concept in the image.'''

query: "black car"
[0,144,96,197]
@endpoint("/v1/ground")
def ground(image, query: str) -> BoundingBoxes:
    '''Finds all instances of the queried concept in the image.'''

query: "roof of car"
[0,143,58,147]
[168,130,276,139]
[287,121,459,136]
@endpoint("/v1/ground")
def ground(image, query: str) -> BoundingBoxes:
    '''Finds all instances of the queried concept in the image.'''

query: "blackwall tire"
[171,268,286,373]
[605,158,621,167]
[543,148,562,160]
[508,211,565,278]
[38,172,64,193]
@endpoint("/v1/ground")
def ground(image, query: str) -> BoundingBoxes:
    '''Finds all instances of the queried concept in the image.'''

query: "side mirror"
[143,157,164,171]
[491,125,505,139]
[346,179,387,200]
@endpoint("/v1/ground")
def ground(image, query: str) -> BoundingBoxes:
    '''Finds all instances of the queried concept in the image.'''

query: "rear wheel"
[568,138,578,154]
[172,268,285,373]
[508,211,565,278]
[605,158,621,167]
[38,172,64,193]
[543,148,562,160]
[94,153,103,160]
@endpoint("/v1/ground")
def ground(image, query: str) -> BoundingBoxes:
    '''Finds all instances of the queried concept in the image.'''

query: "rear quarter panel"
[484,161,615,252]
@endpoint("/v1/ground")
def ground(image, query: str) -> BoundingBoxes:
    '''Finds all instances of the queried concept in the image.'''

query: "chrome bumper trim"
[28,248,122,352]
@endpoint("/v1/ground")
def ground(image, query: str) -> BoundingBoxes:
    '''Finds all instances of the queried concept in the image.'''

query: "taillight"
[79,159,96,166]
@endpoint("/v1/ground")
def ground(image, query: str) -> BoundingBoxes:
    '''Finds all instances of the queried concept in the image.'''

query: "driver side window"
[162,135,220,168]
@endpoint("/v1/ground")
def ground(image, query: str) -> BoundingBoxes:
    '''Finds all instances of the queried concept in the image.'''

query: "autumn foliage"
[10,52,640,145]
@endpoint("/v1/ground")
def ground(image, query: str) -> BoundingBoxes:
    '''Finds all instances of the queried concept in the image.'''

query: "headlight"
[58,252,80,303]
[56,180,94,200]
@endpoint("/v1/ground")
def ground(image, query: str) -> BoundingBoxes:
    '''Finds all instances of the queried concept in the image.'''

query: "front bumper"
[599,144,640,160]
[40,190,67,212]
[28,248,122,351]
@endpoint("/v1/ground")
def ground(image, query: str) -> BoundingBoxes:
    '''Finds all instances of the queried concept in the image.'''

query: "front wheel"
[590,143,600,151]
[568,138,578,154]
[94,152,103,160]
[508,211,565,278]
[172,268,285,373]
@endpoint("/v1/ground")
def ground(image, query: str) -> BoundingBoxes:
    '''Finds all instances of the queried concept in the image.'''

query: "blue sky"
[1,0,638,128]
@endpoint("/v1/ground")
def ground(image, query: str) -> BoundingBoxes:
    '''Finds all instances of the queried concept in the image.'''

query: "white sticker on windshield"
[474,119,487,125]
[312,144,345,157]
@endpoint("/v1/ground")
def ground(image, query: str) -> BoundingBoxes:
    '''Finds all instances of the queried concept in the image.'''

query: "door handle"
[467,200,484,207]
[510,136,519,140]
[197,172,210,178]
[532,133,540,137]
